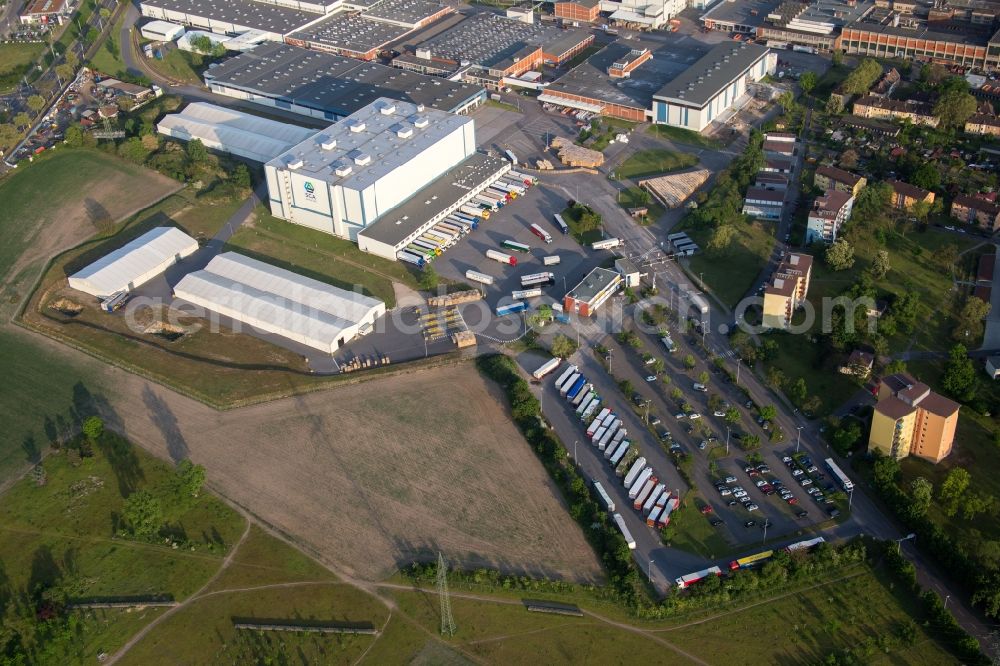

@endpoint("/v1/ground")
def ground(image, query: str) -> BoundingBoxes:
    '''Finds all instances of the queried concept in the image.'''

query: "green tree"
[941,344,976,402]
[697,370,709,385]
[799,71,818,95]
[13,112,30,130]
[82,416,104,442]
[832,49,843,66]
[27,94,46,113]
[186,138,209,164]
[938,467,970,518]
[117,137,151,164]
[418,264,438,290]
[123,490,162,538]
[707,224,735,256]
[788,378,807,406]
[909,477,933,518]
[759,405,777,422]
[933,88,978,128]
[741,434,761,452]
[953,296,990,343]
[0,123,19,147]
[910,199,932,224]
[670,387,683,401]
[64,124,84,147]
[232,163,251,189]
[55,63,74,83]
[842,58,882,95]
[550,334,578,359]
[188,34,216,54]
[831,422,862,455]
[777,90,796,114]
[911,162,940,191]
[766,366,785,389]
[724,407,740,424]
[870,250,890,279]
[825,239,855,271]
[683,354,696,370]
[174,459,206,498]
[825,95,844,115]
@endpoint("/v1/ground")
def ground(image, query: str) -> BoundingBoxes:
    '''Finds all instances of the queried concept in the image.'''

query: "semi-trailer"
[511,288,543,300]
[543,255,561,266]
[591,238,622,250]
[609,441,630,466]
[559,372,581,396]
[591,426,607,445]
[824,458,854,491]
[465,270,494,285]
[495,301,527,316]
[508,170,537,185]
[646,505,664,526]
[604,416,620,434]
[460,204,485,218]
[592,407,611,426]
[521,272,555,287]
[597,426,616,451]
[623,457,647,488]
[675,566,722,590]
[532,357,560,380]
[502,240,531,253]
[628,469,654,498]
[397,250,425,267]
[632,476,658,507]
[552,213,569,235]
[554,365,577,391]
[571,385,592,407]
[586,416,604,437]
[474,195,499,211]
[594,481,615,512]
[576,394,596,415]
[530,223,553,244]
[609,428,627,450]
[566,376,587,400]
[658,496,678,527]
[435,221,464,236]
[504,149,518,165]
[612,513,636,550]
[580,399,600,422]
[642,484,666,514]
[486,249,517,266]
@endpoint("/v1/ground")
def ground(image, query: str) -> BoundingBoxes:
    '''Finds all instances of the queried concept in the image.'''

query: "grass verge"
[0,43,45,93]
[676,220,775,309]
[647,125,724,150]
[616,149,699,180]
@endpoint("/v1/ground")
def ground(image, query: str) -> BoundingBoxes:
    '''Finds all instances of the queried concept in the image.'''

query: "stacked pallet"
[427,290,482,308]
[638,168,712,208]
[452,331,477,348]
[549,137,604,168]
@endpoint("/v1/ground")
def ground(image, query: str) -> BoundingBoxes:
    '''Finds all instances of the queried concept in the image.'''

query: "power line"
[436,552,456,637]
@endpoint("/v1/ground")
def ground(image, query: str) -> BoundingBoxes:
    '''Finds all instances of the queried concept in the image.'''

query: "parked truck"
[466,269,494,285]
[623,457,647,488]
[566,376,587,400]
[642,484,666,515]
[580,398,600,422]
[560,372,581,397]
[495,301,527,316]
[628,469,654,499]
[594,481,614,512]
[571,384,593,407]
[613,513,636,550]
[532,357,560,380]
[543,255,561,266]
[675,566,722,590]
[632,476,658,508]
[597,426,616,451]
[609,441,630,466]
[530,223,553,244]
[591,238,622,250]
[486,249,517,266]
[554,365,577,391]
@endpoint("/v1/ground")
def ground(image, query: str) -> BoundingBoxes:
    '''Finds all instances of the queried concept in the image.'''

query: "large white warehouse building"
[68,226,199,298]
[264,98,475,242]
[157,102,316,163]
[173,252,385,353]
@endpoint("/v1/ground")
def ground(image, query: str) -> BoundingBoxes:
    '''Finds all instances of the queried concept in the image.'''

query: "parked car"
[645,375,657,382]
[689,413,702,420]
[746,503,759,511]
[795,510,808,518]
[800,478,813,487]
[713,410,726,417]
[744,520,756,528]
[710,518,724,526]
[724,475,737,483]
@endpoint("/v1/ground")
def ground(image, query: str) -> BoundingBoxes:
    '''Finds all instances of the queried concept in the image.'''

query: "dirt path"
[106,517,253,664]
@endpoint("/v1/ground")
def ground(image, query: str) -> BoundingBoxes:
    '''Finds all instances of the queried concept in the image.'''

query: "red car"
[786,497,798,505]
[701,505,714,515]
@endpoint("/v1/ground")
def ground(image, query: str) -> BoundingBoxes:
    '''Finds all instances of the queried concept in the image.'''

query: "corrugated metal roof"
[69,227,198,297]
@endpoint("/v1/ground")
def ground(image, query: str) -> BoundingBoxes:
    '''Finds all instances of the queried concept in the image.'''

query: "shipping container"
[623,457,647,488]
[532,357,561,379]
[609,441,630,466]
[486,249,517,266]
[612,513,636,549]
[594,481,615,512]
[543,254,561,266]
[530,223,553,244]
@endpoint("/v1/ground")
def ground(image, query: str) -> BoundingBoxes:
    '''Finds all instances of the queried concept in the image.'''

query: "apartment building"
[951,194,1000,232]
[852,95,940,127]
[806,189,855,244]
[743,187,785,220]
[762,252,813,329]
[869,372,960,463]
[888,179,934,210]
[965,113,1000,137]
[814,164,867,197]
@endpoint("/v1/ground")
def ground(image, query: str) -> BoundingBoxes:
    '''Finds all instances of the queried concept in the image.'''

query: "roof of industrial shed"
[358,152,508,247]
[845,7,995,46]
[157,102,316,161]
[266,97,472,191]
[70,226,198,295]
[138,0,325,34]
[204,43,483,115]
[701,0,783,28]
[288,11,411,54]
[763,0,873,31]
[544,40,702,111]
[174,252,384,346]
[362,0,445,26]
[653,41,770,108]
[414,13,569,70]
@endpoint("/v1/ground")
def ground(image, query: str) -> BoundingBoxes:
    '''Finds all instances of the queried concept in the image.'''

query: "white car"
[688,413,702,420]
[645,375,657,382]
[746,504,759,512]
[713,410,726,417]
[734,490,748,499]
[719,488,732,496]
[754,479,767,488]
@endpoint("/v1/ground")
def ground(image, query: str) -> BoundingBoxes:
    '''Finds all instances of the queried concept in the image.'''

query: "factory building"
[204,43,486,120]
[68,227,199,298]
[138,0,331,40]
[652,42,773,132]
[173,252,386,354]
[156,102,317,162]
[265,98,472,239]
[564,267,623,317]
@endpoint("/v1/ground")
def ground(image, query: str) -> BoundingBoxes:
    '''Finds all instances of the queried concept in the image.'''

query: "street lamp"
[648,559,654,584]
[574,439,578,461]
[944,595,951,610]
[796,425,803,453]
[895,533,917,554]
[848,487,855,512]
[726,425,731,455]
[762,519,769,544]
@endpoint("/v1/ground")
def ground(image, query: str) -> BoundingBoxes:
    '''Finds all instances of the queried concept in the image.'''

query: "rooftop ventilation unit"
[353,152,372,166]
[349,120,366,132]
[320,136,337,150]
[379,102,397,115]
[416,103,425,112]
[286,156,304,170]
[393,123,414,138]
[333,160,353,176]
[413,116,429,128]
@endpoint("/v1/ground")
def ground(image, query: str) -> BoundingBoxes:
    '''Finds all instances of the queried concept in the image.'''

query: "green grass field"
[616,149,699,181]
[618,186,665,225]
[145,49,208,84]
[665,496,732,559]
[561,205,605,245]
[0,42,45,93]
[678,220,776,309]
[0,433,246,664]
[647,125,724,150]
[87,9,130,77]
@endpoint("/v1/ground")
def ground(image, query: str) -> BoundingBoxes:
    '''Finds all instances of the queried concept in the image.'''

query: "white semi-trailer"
[613,513,636,549]
[466,270,494,285]
[559,372,580,397]
[532,357,560,380]
[629,469,654,498]
[623,458,647,488]
[594,481,615,512]
[609,441,630,466]
[643,484,666,515]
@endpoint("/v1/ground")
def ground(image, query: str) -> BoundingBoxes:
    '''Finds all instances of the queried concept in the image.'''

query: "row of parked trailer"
[552,365,677,551]
[675,536,827,590]
[396,170,538,267]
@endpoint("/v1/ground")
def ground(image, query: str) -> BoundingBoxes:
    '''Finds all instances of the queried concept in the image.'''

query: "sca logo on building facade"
[303,181,316,202]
